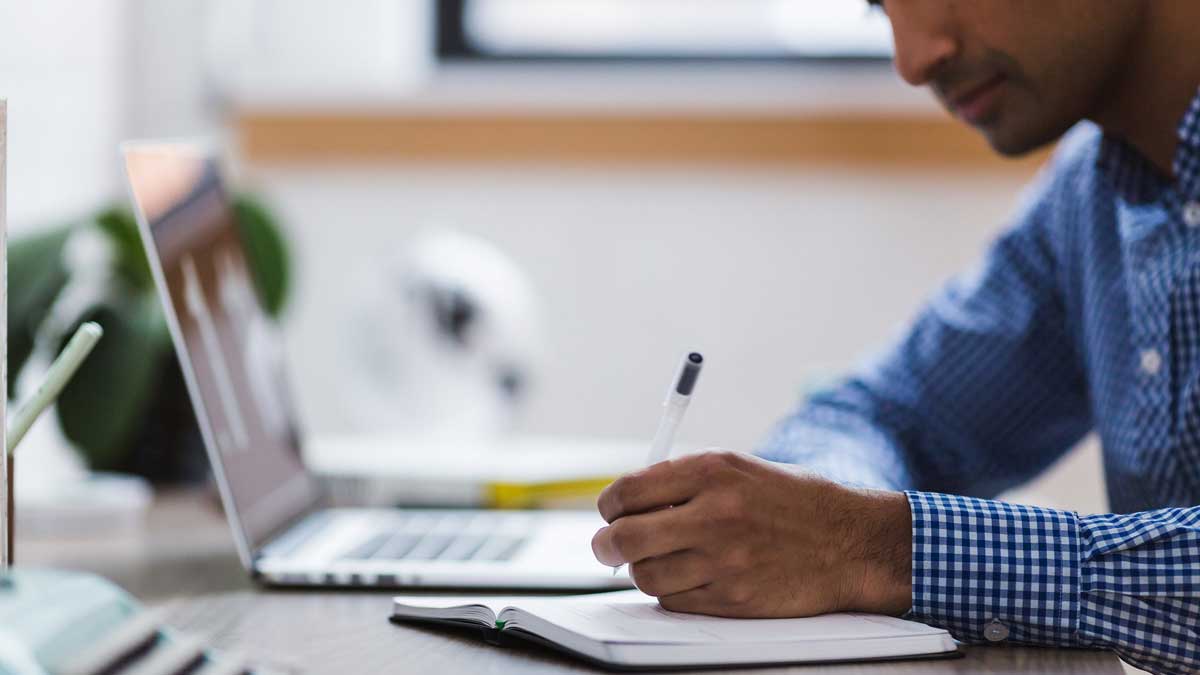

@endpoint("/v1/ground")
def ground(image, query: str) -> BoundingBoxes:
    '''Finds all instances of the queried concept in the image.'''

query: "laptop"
[121,141,632,590]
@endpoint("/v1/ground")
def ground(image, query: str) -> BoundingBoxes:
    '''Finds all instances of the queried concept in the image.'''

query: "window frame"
[435,0,891,64]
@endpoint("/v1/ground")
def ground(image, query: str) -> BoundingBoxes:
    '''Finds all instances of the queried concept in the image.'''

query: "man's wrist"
[838,487,913,615]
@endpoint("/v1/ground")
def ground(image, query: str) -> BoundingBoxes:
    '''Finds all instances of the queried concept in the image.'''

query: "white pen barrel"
[647,393,690,464]
[617,352,703,574]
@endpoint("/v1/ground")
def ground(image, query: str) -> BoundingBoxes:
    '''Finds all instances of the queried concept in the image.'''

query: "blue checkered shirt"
[759,89,1200,675]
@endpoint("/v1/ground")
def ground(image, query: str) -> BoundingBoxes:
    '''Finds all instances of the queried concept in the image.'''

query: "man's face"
[877,0,1145,156]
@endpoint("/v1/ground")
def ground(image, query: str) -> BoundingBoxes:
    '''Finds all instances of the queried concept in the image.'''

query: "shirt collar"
[1097,85,1200,204]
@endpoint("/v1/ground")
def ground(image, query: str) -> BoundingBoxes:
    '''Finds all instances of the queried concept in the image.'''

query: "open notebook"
[391,589,958,670]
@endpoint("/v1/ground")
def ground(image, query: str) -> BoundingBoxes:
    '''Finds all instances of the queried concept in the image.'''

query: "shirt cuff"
[905,491,1083,646]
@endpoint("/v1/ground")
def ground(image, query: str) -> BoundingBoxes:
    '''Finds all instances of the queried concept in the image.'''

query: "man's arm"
[591,138,1197,672]
[757,168,1091,496]
[755,127,1120,496]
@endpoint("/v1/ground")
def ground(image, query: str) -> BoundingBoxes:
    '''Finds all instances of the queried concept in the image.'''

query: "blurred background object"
[202,0,433,100]
[451,0,892,59]
[0,0,1105,520]
[0,568,285,673]
[345,228,542,436]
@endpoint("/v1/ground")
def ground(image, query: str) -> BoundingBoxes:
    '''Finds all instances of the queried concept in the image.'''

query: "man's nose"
[888,8,958,87]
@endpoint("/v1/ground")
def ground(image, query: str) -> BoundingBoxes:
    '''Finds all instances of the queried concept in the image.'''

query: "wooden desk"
[21,490,1125,674]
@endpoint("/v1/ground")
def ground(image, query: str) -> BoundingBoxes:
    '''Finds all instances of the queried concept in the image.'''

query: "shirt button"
[1140,349,1163,376]
[983,619,1010,642]
[1185,201,1200,227]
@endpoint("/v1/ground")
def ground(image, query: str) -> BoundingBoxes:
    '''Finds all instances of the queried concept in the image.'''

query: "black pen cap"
[675,352,704,395]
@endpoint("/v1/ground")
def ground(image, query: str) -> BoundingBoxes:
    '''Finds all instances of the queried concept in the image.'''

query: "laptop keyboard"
[338,512,530,563]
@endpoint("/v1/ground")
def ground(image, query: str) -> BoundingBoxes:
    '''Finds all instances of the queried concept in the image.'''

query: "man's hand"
[592,451,912,618]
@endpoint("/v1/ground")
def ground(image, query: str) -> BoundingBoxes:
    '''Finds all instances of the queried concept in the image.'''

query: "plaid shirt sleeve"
[907,492,1200,675]
[757,156,1093,496]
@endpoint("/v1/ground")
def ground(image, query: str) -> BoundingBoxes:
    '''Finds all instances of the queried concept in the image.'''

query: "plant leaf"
[7,226,73,396]
[233,194,290,317]
[55,294,170,470]
[95,206,154,291]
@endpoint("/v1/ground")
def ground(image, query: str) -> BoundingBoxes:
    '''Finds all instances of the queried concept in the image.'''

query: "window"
[438,0,893,61]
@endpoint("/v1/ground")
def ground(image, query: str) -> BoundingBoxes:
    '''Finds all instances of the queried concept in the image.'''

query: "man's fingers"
[591,503,699,566]
[628,549,713,597]
[597,461,696,523]
[598,452,736,522]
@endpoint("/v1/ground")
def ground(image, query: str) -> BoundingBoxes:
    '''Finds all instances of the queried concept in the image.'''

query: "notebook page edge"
[391,596,506,625]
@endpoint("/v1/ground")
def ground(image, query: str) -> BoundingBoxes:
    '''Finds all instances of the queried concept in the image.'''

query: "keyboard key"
[493,537,527,561]
[373,534,421,560]
[404,534,455,560]
[261,512,334,558]
[471,535,528,562]
[437,535,488,561]
[339,532,391,560]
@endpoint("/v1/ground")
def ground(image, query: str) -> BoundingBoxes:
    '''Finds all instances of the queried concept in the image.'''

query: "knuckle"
[720,545,752,573]
[714,448,742,464]
[698,450,732,471]
[692,450,745,483]
[713,449,743,465]
[721,581,754,606]
[711,489,748,520]
[598,479,629,521]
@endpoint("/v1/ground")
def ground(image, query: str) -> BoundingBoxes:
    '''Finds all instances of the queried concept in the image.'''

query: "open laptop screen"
[123,143,320,558]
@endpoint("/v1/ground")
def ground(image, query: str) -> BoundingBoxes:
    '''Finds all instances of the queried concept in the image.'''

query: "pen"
[614,351,704,575]
[2,322,103,574]
[7,322,105,455]
[646,352,704,465]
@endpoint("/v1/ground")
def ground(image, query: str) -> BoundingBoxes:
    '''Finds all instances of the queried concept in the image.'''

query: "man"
[589,2,1200,673]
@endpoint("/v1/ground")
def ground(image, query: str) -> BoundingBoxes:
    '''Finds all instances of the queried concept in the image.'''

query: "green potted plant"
[7,195,290,482]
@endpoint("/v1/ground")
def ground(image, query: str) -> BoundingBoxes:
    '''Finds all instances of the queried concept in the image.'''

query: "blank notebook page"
[506,590,945,644]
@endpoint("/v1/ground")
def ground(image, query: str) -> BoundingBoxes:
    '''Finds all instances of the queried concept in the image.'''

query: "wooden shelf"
[235,110,1050,171]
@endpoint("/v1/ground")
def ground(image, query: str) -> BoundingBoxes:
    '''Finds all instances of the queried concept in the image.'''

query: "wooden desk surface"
[20,489,1125,675]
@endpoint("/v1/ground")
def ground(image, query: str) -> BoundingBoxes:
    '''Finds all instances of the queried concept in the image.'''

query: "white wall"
[0,0,130,232]
[125,0,217,139]
[246,161,1108,513]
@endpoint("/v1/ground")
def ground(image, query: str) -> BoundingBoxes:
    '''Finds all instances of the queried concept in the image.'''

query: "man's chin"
[985,136,1041,158]
[978,119,1073,158]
